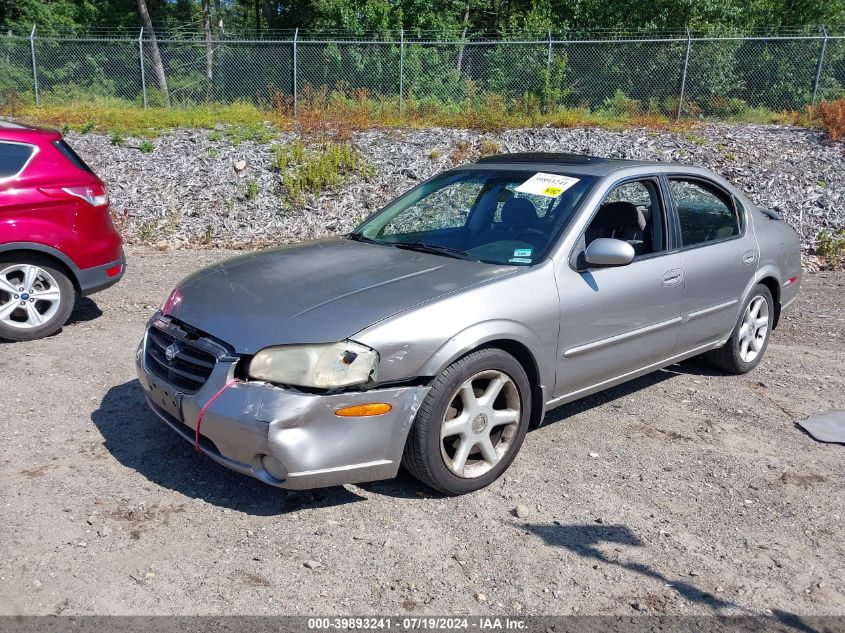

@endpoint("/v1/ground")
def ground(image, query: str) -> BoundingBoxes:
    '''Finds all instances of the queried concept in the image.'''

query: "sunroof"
[475,152,611,164]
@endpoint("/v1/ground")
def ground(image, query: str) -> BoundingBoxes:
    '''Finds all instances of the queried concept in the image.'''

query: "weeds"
[810,99,845,141]
[245,178,259,201]
[224,123,276,145]
[139,140,154,153]
[428,149,442,160]
[816,228,845,269]
[478,139,502,156]
[208,147,219,158]
[272,138,374,207]
[450,140,473,164]
[110,131,125,146]
[138,219,159,242]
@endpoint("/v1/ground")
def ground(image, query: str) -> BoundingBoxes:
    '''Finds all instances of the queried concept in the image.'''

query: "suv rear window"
[0,142,35,180]
[52,140,94,173]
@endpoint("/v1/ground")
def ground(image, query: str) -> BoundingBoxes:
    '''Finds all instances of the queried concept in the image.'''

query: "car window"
[584,178,665,258]
[381,179,485,235]
[669,178,740,247]
[355,169,596,266]
[493,184,554,221]
[0,142,35,180]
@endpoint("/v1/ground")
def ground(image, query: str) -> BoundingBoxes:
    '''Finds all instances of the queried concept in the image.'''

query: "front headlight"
[248,341,378,388]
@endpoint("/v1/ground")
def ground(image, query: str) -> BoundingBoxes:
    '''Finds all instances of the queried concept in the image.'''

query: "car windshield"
[350,169,596,265]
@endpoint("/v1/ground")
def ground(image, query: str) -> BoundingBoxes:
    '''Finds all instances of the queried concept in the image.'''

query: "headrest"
[595,201,645,232]
[501,197,539,226]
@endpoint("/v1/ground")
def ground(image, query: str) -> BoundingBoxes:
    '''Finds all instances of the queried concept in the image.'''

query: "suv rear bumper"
[78,252,125,296]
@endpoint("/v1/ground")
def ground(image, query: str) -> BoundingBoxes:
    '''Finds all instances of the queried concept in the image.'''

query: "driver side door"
[552,176,684,401]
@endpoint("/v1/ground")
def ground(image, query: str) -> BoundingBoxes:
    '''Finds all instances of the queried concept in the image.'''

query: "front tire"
[402,348,532,495]
[0,255,76,342]
[705,284,774,374]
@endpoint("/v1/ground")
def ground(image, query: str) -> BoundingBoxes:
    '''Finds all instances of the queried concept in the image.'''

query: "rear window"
[52,140,94,173]
[0,142,35,180]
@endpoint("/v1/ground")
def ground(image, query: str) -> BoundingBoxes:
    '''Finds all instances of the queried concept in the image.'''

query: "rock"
[97,526,113,537]
[588,452,600,458]
[689,570,701,577]
[304,559,321,570]
[233,159,247,172]
[475,592,487,603]
[631,602,646,611]
[515,504,531,519]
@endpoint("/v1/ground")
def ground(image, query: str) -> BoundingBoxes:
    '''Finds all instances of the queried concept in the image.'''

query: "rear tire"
[0,254,76,342]
[402,348,531,495]
[705,284,773,374]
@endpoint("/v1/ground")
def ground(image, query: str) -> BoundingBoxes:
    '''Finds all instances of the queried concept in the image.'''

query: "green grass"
[272,139,374,206]
[6,99,271,137]
[244,178,259,200]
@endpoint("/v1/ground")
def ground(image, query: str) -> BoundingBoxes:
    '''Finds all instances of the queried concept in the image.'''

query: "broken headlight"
[248,341,378,388]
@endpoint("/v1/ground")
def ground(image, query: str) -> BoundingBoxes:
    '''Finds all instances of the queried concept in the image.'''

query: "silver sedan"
[136,153,802,495]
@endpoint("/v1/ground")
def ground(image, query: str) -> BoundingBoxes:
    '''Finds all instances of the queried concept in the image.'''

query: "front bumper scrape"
[136,347,429,489]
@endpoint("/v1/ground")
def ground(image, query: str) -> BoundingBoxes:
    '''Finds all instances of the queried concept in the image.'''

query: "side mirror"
[584,238,635,267]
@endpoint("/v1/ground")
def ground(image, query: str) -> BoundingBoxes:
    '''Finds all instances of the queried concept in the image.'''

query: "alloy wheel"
[0,264,62,330]
[440,369,521,478]
[737,295,769,363]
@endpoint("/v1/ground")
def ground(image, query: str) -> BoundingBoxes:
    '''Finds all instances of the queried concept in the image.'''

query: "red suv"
[0,121,124,341]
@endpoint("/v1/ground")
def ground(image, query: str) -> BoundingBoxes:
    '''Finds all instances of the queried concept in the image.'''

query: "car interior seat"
[585,201,650,255]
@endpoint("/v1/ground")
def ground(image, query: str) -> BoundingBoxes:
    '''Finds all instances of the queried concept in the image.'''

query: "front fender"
[417,319,549,385]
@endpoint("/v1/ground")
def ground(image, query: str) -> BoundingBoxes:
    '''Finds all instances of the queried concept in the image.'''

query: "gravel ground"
[64,124,845,251]
[0,248,843,617]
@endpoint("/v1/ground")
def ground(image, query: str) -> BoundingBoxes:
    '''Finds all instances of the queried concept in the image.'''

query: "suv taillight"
[39,184,109,207]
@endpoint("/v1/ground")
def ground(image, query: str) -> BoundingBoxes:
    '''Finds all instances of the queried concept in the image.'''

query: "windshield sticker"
[509,257,532,264]
[513,248,532,257]
[515,172,579,198]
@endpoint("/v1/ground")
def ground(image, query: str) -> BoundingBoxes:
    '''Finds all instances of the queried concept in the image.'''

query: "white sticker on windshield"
[515,172,580,198]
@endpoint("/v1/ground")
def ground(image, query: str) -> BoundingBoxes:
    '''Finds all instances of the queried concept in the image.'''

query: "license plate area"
[147,378,183,422]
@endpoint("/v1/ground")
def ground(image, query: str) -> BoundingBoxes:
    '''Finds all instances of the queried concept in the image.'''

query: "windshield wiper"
[392,241,471,260]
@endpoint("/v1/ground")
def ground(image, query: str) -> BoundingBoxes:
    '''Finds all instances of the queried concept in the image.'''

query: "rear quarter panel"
[749,207,802,311]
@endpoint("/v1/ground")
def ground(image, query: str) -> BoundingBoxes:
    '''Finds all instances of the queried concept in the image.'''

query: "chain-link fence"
[1,28,844,117]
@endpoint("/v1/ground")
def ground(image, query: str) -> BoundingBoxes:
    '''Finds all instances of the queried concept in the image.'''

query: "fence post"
[138,27,147,109]
[292,28,298,116]
[676,27,691,121]
[812,26,829,105]
[29,24,39,106]
[399,29,405,115]
[547,29,552,65]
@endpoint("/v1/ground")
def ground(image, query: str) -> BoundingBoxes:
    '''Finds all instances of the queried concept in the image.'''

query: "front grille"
[145,324,217,393]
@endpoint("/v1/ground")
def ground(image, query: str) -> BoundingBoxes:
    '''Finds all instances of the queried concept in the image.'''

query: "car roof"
[472,152,669,176]
[0,119,61,143]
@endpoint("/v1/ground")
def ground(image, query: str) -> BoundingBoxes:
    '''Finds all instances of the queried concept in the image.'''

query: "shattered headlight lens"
[248,341,378,388]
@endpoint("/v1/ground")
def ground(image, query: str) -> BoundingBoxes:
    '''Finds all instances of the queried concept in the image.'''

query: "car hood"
[169,239,516,353]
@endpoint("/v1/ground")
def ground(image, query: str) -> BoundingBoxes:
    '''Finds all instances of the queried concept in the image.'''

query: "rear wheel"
[705,284,773,374]
[0,255,76,342]
[402,348,531,495]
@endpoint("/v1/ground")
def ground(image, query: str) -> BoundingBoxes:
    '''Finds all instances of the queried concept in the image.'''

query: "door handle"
[742,250,757,264]
[662,269,683,286]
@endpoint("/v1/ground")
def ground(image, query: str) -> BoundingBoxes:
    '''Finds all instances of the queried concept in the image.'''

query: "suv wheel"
[402,348,531,495]
[0,255,76,342]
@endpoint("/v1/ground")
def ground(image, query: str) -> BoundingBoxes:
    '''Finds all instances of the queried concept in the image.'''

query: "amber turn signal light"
[335,403,392,417]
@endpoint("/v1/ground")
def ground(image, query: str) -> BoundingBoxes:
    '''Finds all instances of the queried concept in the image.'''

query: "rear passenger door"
[667,176,758,353]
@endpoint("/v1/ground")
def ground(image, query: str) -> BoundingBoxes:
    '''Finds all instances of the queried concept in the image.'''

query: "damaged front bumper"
[135,331,429,490]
